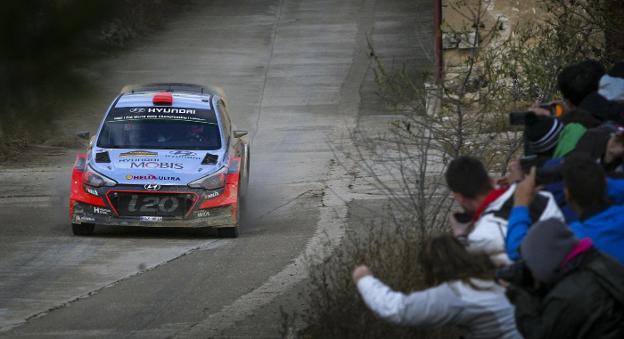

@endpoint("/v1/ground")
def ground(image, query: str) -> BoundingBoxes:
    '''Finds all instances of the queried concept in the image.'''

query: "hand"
[529,101,551,117]
[514,167,537,207]
[507,159,524,183]
[352,265,372,283]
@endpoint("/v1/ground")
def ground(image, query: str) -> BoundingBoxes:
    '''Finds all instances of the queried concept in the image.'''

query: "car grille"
[108,192,196,217]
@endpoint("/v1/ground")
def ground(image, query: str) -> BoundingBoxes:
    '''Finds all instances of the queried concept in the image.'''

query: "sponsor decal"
[76,216,96,223]
[147,107,196,114]
[144,184,161,191]
[130,162,184,170]
[93,207,112,215]
[129,108,146,113]
[196,210,211,218]
[204,191,220,199]
[126,174,181,181]
[169,150,197,157]
[118,158,161,163]
[140,216,163,222]
[120,151,158,157]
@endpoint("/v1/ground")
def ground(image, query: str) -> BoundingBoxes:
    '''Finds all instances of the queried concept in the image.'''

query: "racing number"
[128,195,179,213]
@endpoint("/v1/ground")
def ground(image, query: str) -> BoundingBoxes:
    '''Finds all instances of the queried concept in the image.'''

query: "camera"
[496,260,534,287]
[519,155,563,186]
[539,102,564,117]
[509,102,564,126]
[509,111,537,126]
[453,212,473,224]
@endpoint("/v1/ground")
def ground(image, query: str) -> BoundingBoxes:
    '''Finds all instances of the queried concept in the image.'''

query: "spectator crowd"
[351,60,624,338]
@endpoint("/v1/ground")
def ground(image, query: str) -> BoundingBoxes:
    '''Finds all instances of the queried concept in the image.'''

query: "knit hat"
[521,218,579,284]
[525,116,564,155]
[598,62,624,102]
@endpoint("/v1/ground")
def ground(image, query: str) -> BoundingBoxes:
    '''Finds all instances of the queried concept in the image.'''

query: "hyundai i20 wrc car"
[70,83,250,237]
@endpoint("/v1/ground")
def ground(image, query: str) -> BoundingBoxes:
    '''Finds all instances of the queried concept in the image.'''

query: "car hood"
[89,149,224,185]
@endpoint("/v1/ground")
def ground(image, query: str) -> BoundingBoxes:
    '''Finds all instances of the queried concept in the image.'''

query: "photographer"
[353,235,521,339]
[506,154,624,264]
[572,124,624,176]
[445,156,563,266]
[503,218,624,338]
[558,60,624,124]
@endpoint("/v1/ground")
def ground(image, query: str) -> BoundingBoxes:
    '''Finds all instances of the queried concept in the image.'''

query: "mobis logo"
[147,108,196,114]
[130,162,184,169]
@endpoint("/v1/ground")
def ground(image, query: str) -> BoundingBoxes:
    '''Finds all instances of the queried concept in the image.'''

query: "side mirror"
[77,131,91,140]
[233,130,248,138]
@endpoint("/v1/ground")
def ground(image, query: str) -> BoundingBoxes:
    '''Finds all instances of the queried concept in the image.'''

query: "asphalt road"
[0,0,431,337]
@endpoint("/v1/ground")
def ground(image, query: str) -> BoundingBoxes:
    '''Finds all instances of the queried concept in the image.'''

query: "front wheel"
[217,226,239,238]
[72,223,95,236]
[217,198,241,238]
[239,143,250,198]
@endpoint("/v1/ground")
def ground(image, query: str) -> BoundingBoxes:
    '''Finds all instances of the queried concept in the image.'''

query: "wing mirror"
[233,130,248,138]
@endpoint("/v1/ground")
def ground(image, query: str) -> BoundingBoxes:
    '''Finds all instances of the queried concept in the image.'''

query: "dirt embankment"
[0,0,192,161]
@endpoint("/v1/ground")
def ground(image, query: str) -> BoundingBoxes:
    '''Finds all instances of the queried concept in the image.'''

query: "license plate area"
[110,192,195,217]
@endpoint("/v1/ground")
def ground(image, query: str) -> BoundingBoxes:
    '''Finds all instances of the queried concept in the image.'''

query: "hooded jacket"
[507,249,624,339]
[569,204,624,265]
[357,276,521,339]
[465,184,564,265]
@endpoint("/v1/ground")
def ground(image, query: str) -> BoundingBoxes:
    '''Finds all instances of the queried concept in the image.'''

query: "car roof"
[104,83,226,125]
[114,92,212,110]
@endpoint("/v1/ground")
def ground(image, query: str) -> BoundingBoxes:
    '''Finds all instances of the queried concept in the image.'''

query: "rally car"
[69,83,250,237]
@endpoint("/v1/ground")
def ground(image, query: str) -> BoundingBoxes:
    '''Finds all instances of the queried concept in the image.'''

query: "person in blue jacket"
[506,154,624,264]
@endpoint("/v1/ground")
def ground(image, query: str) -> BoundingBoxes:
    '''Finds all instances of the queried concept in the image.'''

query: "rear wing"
[120,83,226,101]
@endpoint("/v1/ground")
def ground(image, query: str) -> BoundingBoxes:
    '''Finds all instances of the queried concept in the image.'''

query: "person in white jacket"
[353,235,521,339]
[445,156,564,265]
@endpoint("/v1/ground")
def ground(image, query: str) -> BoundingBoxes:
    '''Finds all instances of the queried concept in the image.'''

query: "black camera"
[509,111,537,126]
[453,212,473,223]
[496,260,534,287]
[519,155,563,186]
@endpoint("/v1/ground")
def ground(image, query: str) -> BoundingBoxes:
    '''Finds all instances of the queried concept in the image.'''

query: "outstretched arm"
[355,273,459,327]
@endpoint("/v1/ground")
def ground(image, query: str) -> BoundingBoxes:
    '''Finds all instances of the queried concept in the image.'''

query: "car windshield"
[97,119,221,150]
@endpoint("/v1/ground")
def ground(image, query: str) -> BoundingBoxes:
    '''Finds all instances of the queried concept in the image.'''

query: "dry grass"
[283,205,460,339]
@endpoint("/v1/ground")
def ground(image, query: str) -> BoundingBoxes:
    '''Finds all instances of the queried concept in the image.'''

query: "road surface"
[0,0,431,337]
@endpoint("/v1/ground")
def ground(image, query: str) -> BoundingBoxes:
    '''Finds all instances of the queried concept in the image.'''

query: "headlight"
[82,165,117,188]
[188,167,226,190]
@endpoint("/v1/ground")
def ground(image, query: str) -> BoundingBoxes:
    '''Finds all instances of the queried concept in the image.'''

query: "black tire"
[239,143,250,198]
[72,223,95,236]
[217,197,241,238]
[217,226,239,238]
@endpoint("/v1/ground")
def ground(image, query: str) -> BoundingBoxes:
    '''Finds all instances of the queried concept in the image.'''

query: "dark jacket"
[572,123,624,175]
[506,249,624,339]
[579,92,624,124]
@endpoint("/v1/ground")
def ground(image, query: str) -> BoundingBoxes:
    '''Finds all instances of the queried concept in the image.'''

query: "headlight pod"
[188,166,226,190]
[82,165,117,188]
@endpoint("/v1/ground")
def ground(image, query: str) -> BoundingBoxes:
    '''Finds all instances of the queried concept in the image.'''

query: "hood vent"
[201,153,218,165]
[95,151,111,163]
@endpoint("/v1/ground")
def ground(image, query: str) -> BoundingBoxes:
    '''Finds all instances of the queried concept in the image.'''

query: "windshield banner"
[106,107,217,124]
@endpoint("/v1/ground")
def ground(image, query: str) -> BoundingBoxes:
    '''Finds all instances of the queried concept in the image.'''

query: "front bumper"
[72,201,234,227]
[70,183,239,228]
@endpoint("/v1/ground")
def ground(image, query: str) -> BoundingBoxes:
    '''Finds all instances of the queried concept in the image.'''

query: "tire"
[217,226,239,238]
[217,197,241,238]
[239,143,250,198]
[72,223,95,236]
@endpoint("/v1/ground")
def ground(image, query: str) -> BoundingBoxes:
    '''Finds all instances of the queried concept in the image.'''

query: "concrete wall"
[441,0,540,68]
